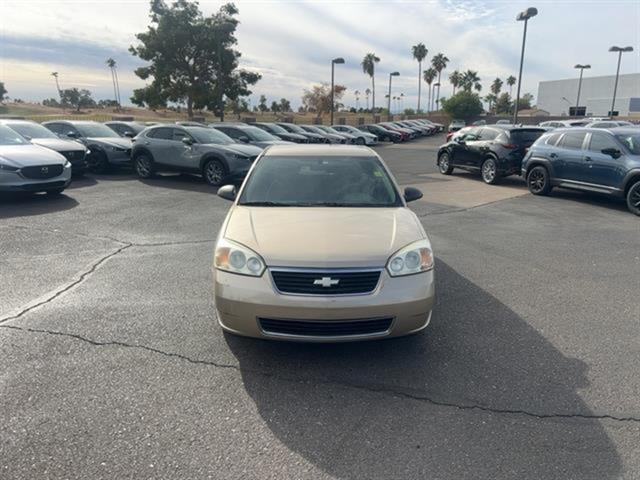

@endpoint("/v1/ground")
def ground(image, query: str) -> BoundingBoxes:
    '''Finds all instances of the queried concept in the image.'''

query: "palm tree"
[423,68,437,114]
[400,92,405,113]
[361,53,380,111]
[449,70,461,95]
[364,88,371,111]
[506,75,516,97]
[485,93,498,112]
[460,70,482,92]
[50,72,61,98]
[411,43,428,113]
[354,90,361,110]
[490,77,503,97]
[106,58,119,108]
[431,53,449,111]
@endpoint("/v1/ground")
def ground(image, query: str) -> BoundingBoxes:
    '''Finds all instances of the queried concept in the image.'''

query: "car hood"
[223,206,425,268]
[218,143,263,156]
[87,137,133,149]
[31,138,86,152]
[0,144,66,167]
[253,140,292,148]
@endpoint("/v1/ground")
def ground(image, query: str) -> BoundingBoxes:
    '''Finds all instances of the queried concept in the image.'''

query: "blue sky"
[1,0,639,109]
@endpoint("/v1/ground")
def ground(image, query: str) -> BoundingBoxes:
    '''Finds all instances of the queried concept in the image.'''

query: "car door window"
[588,133,619,153]
[219,127,241,140]
[462,128,481,141]
[172,129,193,143]
[46,123,64,134]
[478,128,499,141]
[148,127,173,140]
[559,132,587,150]
[545,133,562,146]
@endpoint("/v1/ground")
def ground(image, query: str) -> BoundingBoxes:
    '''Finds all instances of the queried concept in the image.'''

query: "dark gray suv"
[131,125,262,186]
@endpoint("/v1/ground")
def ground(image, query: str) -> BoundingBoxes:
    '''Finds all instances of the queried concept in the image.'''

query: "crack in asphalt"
[2,323,639,424]
[0,244,132,325]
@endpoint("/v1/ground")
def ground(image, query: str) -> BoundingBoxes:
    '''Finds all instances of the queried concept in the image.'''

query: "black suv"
[437,125,546,184]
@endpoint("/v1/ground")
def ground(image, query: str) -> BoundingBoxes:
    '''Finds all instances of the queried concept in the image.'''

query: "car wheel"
[438,152,454,175]
[527,165,552,195]
[86,150,109,173]
[46,188,65,195]
[203,159,227,186]
[134,154,155,179]
[481,158,499,185]
[356,137,366,145]
[626,180,640,216]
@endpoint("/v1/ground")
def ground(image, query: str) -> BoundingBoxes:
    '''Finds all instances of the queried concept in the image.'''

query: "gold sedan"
[213,144,434,342]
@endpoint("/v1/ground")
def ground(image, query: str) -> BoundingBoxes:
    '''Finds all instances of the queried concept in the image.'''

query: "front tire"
[626,180,640,216]
[203,159,227,186]
[134,154,155,179]
[481,158,499,185]
[438,152,454,175]
[87,150,109,174]
[356,137,366,145]
[527,165,552,195]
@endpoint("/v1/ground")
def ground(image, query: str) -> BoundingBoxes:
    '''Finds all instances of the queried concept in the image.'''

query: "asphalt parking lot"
[1,135,639,479]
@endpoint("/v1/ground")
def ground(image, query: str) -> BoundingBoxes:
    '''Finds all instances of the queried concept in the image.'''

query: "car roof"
[0,119,38,125]
[264,144,375,157]
[43,120,98,125]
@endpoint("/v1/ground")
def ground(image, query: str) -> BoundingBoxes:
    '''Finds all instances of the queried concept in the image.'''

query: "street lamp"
[608,46,633,117]
[388,71,399,119]
[433,82,441,111]
[513,7,538,124]
[330,57,345,125]
[573,64,591,116]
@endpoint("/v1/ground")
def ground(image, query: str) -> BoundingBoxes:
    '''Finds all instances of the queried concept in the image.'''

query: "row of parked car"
[436,123,640,215]
[0,117,444,195]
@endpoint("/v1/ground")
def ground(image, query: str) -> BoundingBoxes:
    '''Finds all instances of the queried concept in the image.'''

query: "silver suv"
[131,125,262,186]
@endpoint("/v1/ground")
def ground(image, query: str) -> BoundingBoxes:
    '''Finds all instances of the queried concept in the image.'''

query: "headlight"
[386,239,434,277]
[214,238,266,277]
[0,159,19,172]
[110,146,127,152]
[64,160,72,168]
[229,153,249,161]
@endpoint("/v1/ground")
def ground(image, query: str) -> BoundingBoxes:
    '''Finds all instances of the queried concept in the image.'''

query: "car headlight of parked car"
[214,238,266,277]
[64,160,72,168]
[228,153,250,161]
[109,146,128,152]
[0,159,19,172]
[386,239,434,277]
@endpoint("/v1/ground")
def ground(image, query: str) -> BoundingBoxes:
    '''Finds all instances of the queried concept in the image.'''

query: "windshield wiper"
[239,201,297,206]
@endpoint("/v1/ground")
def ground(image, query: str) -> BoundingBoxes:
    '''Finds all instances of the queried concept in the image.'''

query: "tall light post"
[608,46,633,117]
[513,7,538,124]
[433,82,440,111]
[573,64,591,116]
[387,71,399,119]
[330,57,345,125]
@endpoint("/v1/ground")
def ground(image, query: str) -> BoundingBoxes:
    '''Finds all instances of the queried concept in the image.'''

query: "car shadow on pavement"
[545,188,629,214]
[225,260,622,479]
[0,192,78,218]
[138,174,234,194]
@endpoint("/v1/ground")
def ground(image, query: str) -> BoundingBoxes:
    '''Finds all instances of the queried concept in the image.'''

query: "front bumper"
[0,166,72,192]
[214,267,435,342]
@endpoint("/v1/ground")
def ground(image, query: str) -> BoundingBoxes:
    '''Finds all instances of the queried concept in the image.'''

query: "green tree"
[449,70,461,95]
[60,88,95,112]
[0,82,7,102]
[130,0,260,118]
[490,77,503,97]
[270,101,280,113]
[411,43,428,112]
[494,92,513,114]
[423,67,437,113]
[430,52,449,111]
[441,91,483,119]
[484,93,497,112]
[130,83,167,110]
[279,98,291,112]
[301,84,346,115]
[519,92,534,110]
[258,94,268,113]
[42,98,60,107]
[460,70,482,92]
[361,53,380,111]
[506,75,516,96]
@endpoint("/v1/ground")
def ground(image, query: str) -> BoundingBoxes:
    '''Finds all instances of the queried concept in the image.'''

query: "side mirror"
[238,136,250,143]
[124,131,134,138]
[182,136,194,146]
[66,131,78,138]
[217,184,237,201]
[23,134,32,141]
[404,186,423,203]
[601,147,621,159]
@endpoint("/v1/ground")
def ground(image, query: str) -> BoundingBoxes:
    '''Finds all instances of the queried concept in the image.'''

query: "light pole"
[608,46,633,117]
[433,82,440,111]
[388,71,399,119]
[330,57,345,125]
[513,7,538,124]
[573,64,590,116]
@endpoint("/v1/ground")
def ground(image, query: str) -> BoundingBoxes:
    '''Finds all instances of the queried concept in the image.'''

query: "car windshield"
[75,123,121,138]
[283,124,306,133]
[0,125,29,145]
[5,122,58,139]
[616,133,640,154]
[244,126,276,141]
[186,127,234,144]
[262,123,288,134]
[304,126,324,134]
[239,155,402,207]
[126,123,146,134]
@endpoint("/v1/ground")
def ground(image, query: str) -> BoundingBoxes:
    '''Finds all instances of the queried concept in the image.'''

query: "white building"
[537,73,640,116]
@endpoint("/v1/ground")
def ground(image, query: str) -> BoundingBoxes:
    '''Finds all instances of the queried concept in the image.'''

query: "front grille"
[61,150,85,162]
[21,164,63,179]
[259,317,393,337]
[271,269,381,295]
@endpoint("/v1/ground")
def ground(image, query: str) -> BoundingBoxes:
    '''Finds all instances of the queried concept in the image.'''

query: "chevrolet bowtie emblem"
[313,277,340,287]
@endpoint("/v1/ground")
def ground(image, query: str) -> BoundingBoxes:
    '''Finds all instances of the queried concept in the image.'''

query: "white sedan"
[331,125,378,145]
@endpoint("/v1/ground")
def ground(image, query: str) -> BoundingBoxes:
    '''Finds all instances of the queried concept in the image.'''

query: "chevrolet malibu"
[213,144,435,341]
